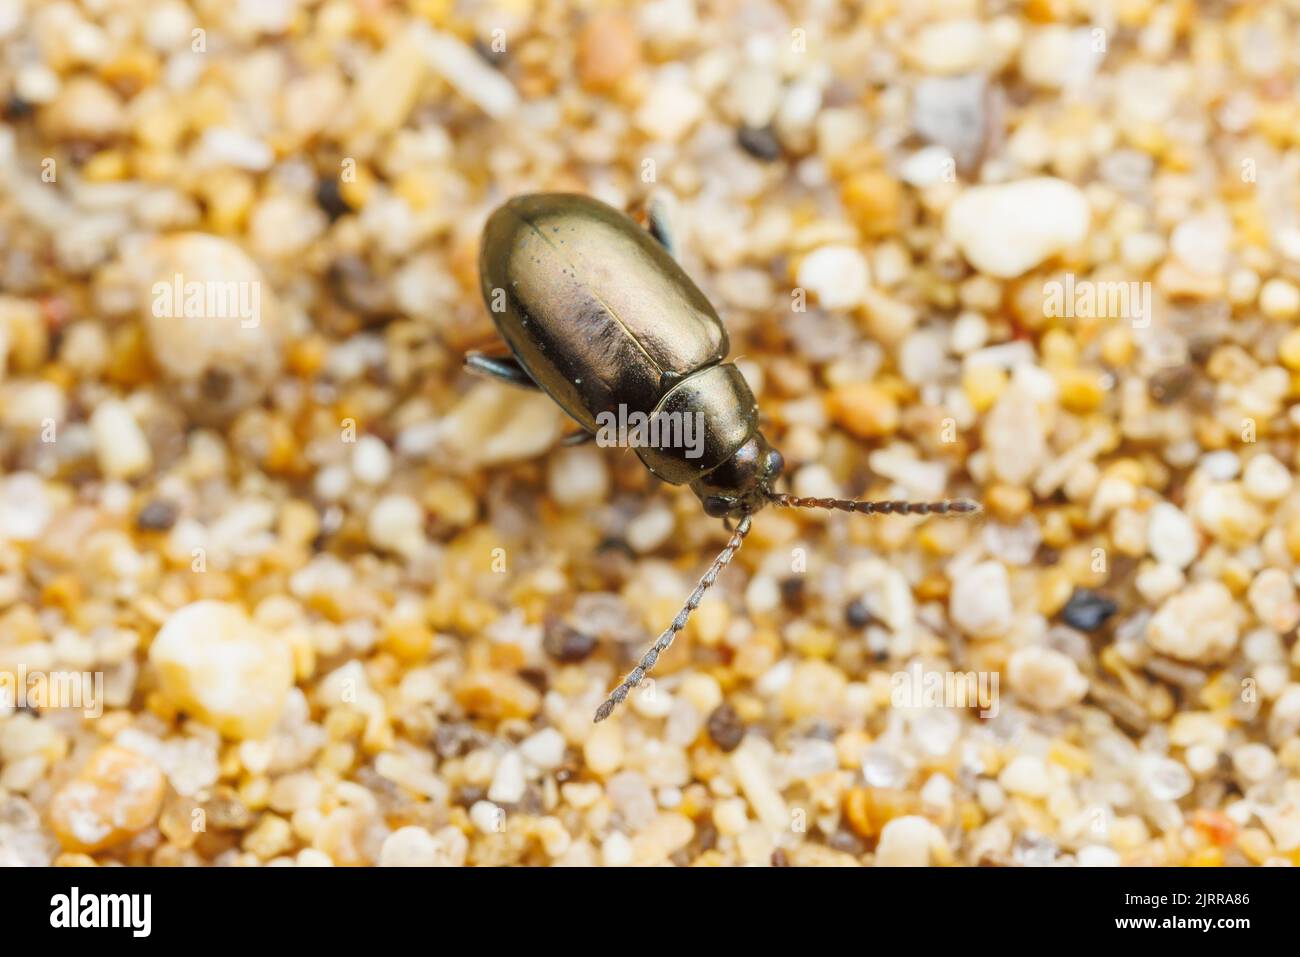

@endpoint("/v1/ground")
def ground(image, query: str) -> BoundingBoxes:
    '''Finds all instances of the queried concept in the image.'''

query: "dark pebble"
[595,537,636,559]
[779,576,805,612]
[136,499,179,531]
[543,623,598,663]
[315,177,352,222]
[201,367,233,402]
[737,125,781,161]
[706,702,746,752]
[518,667,549,692]
[4,94,33,120]
[1061,588,1118,632]
[844,598,873,629]
[1148,365,1194,405]
[1034,544,1060,566]
[695,818,717,852]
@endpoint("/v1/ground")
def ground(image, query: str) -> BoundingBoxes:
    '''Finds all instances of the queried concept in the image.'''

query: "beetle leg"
[645,190,679,260]
[465,351,540,390]
[561,430,595,446]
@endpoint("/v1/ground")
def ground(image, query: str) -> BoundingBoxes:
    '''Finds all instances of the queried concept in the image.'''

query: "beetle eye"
[764,449,784,480]
[702,496,733,518]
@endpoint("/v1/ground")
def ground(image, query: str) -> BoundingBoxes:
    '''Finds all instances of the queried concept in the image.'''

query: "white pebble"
[1136,562,1184,605]
[792,462,840,499]
[1020,26,1099,90]
[1233,743,1277,784]
[999,754,1051,799]
[712,797,749,836]
[351,435,393,485]
[945,178,1090,278]
[601,831,633,867]
[149,600,295,740]
[626,504,675,554]
[546,444,609,507]
[1260,279,1300,320]
[796,245,870,311]
[909,19,988,75]
[487,751,527,805]
[417,28,518,119]
[1147,581,1239,663]
[1171,213,1231,276]
[1242,454,1290,502]
[875,815,943,866]
[1007,646,1088,711]
[1199,450,1241,481]
[1147,503,1199,569]
[367,494,426,558]
[899,146,955,188]
[1076,845,1120,867]
[520,728,566,771]
[90,399,152,479]
[635,73,705,141]
[379,826,441,867]
[950,311,989,354]
[194,127,274,171]
[439,382,565,468]
[0,473,53,542]
[730,738,788,832]
[469,800,505,835]
[950,561,1013,639]
[1247,568,1300,634]
[984,386,1047,485]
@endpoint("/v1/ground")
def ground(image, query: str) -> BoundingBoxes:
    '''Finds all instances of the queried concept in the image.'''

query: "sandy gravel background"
[1,0,1299,867]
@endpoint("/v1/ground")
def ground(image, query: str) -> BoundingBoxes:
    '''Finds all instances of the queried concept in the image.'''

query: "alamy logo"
[151,273,261,329]
[0,666,102,718]
[50,887,151,937]
[1043,273,1152,328]
[594,405,705,459]
[891,662,999,718]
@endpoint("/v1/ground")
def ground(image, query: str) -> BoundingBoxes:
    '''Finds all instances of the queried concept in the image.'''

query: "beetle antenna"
[595,514,753,722]
[768,492,981,515]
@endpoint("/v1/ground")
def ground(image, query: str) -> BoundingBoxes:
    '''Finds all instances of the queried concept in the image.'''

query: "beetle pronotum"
[468,193,980,722]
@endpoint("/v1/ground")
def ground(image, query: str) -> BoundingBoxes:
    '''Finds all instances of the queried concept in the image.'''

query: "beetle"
[467,192,979,722]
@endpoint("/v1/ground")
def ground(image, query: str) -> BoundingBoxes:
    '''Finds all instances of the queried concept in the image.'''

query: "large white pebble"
[367,494,426,559]
[950,561,1013,639]
[439,382,566,468]
[1147,581,1239,664]
[546,444,609,507]
[908,20,988,75]
[1007,646,1088,711]
[796,245,870,310]
[141,233,285,419]
[90,399,152,479]
[379,826,441,867]
[945,178,1090,278]
[875,815,944,866]
[1147,502,1199,569]
[149,601,295,740]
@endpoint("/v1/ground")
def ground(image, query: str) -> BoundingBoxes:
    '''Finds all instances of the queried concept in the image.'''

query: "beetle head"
[691,433,784,518]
